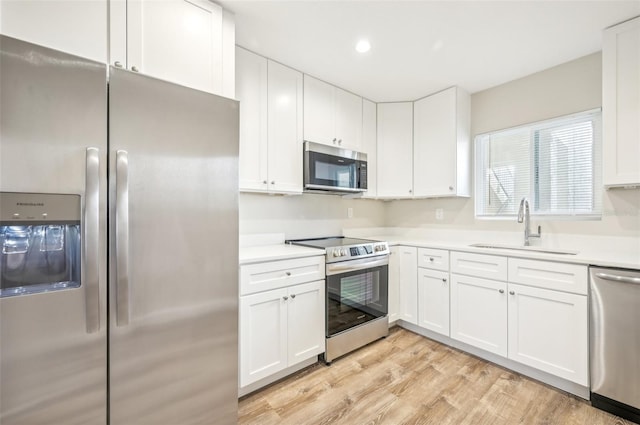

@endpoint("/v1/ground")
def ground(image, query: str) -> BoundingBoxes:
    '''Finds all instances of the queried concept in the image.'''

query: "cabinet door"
[450,274,507,356]
[334,87,362,150]
[236,47,268,192]
[303,75,335,145]
[603,16,640,187]
[267,60,304,194]
[398,246,418,324]
[387,246,401,323]
[127,0,223,93]
[287,281,325,366]
[1,0,107,62]
[413,87,470,197]
[377,102,414,198]
[239,288,288,387]
[417,268,450,336]
[507,283,588,386]
[362,99,377,198]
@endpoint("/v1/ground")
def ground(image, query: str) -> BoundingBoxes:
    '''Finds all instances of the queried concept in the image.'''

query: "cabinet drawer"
[508,259,587,295]
[240,256,325,296]
[450,251,507,281]
[417,248,449,271]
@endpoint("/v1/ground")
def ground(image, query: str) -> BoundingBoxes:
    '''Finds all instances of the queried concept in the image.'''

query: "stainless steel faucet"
[517,197,541,246]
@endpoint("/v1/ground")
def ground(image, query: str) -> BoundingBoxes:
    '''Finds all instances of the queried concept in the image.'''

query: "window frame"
[474,109,602,221]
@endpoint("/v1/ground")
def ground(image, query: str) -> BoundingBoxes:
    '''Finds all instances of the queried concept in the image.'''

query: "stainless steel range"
[287,237,390,363]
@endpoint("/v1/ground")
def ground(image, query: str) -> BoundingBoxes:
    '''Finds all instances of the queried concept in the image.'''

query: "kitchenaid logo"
[17,202,44,207]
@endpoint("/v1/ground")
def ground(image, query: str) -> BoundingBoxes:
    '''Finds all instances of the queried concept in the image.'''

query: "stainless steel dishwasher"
[590,267,640,423]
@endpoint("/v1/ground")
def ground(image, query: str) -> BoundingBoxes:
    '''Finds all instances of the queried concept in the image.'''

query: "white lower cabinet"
[387,246,401,323]
[507,283,588,386]
[450,273,507,356]
[398,246,418,324]
[240,280,324,388]
[417,268,450,336]
[446,251,588,387]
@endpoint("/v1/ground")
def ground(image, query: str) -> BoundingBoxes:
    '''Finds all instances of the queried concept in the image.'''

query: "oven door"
[325,255,388,337]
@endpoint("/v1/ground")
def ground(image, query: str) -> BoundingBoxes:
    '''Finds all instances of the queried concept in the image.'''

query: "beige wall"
[386,52,640,238]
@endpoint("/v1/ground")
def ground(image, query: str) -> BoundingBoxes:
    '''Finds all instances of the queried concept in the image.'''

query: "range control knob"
[341,248,348,256]
[333,249,340,257]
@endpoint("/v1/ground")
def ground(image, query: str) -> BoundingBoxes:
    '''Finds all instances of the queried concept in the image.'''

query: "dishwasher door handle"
[594,272,640,285]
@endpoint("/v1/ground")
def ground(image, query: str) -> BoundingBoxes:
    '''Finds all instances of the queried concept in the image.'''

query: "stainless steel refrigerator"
[0,35,239,425]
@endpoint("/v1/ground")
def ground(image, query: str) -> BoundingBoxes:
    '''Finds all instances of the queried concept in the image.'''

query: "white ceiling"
[220,0,640,102]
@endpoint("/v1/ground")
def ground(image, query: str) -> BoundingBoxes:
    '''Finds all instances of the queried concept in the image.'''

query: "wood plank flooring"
[239,327,635,425]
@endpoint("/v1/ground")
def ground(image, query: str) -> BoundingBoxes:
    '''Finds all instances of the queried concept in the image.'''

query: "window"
[475,109,602,219]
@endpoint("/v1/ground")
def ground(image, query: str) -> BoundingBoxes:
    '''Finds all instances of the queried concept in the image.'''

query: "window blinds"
[475,109,602,219]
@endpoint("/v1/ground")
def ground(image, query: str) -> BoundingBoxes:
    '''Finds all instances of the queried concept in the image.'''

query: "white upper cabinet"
[303,75,363,151]
[236,47,268,192]
[413,87,470,197]
[361,99,378,198]
[110,0,235,97]
[376,102,414,198]
[603,16,640,188]
[266,60,304,194]
[0,0,107,62]
[236,47,303,195]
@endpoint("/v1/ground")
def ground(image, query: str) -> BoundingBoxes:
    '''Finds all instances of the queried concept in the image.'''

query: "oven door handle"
[326,256,388,276]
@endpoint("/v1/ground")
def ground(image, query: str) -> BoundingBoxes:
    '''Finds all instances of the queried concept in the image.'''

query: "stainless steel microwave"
[303,141,367,194]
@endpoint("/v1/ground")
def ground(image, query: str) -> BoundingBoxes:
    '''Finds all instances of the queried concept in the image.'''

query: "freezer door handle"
[594,272,640,285]
[116,150,130,326]
[85,147,101,333]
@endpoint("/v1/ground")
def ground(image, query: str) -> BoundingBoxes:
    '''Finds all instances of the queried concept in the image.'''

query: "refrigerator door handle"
[116,150,130,326]
[85,147,101,333]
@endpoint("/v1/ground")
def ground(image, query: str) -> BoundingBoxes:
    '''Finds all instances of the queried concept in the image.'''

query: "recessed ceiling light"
[355,39,371,53]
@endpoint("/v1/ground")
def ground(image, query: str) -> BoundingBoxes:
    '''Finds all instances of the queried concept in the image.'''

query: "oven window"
[326,265,388,337]
[309,151,357,188]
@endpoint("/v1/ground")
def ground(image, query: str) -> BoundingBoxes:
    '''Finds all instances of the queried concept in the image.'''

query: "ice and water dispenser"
[0,192,82,297]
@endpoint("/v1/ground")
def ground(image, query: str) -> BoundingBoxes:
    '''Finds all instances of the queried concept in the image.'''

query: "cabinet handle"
[509,291,515,295]
[114,61,124,68]
[442,278,447,283]
[429,257,434,262]
[449,186,454,191]
[285,271,291,276]
[131,66,139,72]
[271,181,275,185]
[291,294,296,299]
[333,138,337,143]
[338,139,342,145]
[409,189,413,193]
[283,296,288,301]
[499,289,505,294]
[262,180,267,184]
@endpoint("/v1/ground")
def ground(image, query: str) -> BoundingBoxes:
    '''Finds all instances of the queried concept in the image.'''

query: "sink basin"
[469,243,578,255]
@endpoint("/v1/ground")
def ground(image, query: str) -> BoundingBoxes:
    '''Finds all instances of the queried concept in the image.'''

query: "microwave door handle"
[116,150,130,326]
[84,147,101,333]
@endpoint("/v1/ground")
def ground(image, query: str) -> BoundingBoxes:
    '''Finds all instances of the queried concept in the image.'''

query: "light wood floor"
[239,327,635,425]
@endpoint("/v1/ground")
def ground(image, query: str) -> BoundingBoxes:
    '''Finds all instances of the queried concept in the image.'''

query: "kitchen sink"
[469,243,578,255]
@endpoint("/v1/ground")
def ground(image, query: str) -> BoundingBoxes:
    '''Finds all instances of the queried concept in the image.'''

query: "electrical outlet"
[347,207,353,218]
[436,208,444,220]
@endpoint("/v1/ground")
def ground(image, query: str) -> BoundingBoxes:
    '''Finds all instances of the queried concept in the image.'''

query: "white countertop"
[362,235,640,270]
[239,243,325,265]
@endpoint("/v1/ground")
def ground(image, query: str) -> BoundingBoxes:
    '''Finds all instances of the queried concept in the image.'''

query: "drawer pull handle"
[285,271,291,276]
[283,296,288,301]
[429,257,434,262]
[499,289,505,294]
[509,291,515,295]
[291,294,296,299]
[442,278,447,283]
